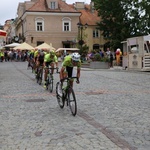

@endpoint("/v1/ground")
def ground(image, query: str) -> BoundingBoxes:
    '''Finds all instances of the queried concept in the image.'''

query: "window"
[62,17,71,31]
[50,2,56,9]
[64,22,69,31]
[37,22,43,31]
[93,29,99,38]
[35,18,44,31]
[37,41,44,46]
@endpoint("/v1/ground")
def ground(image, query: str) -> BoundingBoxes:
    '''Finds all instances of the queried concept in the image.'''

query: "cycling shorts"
[45,61,53,67]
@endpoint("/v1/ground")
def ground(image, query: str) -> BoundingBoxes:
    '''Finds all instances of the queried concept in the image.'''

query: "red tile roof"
[28,0,78,12]
[79,5,100,26]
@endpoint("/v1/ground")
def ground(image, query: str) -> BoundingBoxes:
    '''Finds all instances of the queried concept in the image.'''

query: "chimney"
[75,2,85,10]
[90,2,95,13]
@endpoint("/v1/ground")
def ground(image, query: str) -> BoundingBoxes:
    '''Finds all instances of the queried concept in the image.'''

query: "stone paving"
[0,61,150,150]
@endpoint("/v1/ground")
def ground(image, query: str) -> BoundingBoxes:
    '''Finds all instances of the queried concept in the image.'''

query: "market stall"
[122,35,150,71]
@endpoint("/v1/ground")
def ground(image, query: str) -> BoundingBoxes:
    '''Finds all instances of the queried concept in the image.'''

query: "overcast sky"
[0,0,91,25]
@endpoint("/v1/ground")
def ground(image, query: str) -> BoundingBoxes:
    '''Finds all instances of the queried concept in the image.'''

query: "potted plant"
[90,53,110,69]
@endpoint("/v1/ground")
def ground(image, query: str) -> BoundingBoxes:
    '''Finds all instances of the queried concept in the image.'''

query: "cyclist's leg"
[37,61,40,72]
[66,66,74,88]
[44,62,49,87]
[50,62,54,74]
[39,64,43,85]
[33,57,37,73]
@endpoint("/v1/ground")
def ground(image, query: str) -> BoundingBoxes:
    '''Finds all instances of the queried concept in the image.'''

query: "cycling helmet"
[38,49,42,53]
[40,51,44,56]
[71,52,80,61]
[50,50,55,56]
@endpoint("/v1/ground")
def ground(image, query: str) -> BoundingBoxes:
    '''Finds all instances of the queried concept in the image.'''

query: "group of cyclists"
[28,48,81,95]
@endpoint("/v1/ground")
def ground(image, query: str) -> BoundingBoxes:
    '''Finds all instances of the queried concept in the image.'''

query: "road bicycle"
[45,67,58,93]
[56,77,78,116]
[36,65,43,85]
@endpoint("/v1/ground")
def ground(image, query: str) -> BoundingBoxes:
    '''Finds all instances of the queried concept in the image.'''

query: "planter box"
[90,61,109,69]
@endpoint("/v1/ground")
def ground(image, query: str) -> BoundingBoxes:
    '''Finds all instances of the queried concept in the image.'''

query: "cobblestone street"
[0,61,150,150]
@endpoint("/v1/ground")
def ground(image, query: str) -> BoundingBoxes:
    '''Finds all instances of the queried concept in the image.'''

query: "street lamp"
[77,22,88,61]
[77,22,88,50]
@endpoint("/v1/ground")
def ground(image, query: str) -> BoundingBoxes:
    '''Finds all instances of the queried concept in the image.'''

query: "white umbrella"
[56,48,79,53]
[13,42,34,50]
[4,43,21,48]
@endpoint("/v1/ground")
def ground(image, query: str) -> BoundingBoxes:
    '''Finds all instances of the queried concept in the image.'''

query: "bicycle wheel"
[56,82,65,108]
[68,87,77,116]
[36,70,39,83]
[38,69,43,85]
[46,76,49,90]
[36,74,39,83]
[48,75,53,92]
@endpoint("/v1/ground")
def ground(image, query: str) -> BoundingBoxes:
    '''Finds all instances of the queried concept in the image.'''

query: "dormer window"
[51,2,56,9]
[46,0,58,9]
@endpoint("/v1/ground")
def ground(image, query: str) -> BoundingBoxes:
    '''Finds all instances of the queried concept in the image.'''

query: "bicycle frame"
[36,65,43,85]
[45,67,58,92]
[56,77,78,116]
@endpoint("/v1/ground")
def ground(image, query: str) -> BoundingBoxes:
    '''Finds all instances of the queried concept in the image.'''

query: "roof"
[28,0,78,13]
[79,5,100,26]
[68,3,100,26]
[18,0,99,26]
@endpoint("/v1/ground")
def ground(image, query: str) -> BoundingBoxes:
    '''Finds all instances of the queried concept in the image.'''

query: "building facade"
[5,0,107,51]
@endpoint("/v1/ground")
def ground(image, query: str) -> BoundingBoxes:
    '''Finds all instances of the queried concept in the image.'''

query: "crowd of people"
[0,49,28,62]
[86,47,122,67]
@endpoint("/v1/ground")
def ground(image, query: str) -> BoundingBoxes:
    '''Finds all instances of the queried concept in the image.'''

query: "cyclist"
[36,49,45,70]
[32,49,39,74]
[43,50,58,88]
[27,49,34,68]
[58,52,81,95]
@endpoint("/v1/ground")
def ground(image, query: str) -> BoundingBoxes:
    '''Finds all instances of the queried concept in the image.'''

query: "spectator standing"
[109,51,114,67]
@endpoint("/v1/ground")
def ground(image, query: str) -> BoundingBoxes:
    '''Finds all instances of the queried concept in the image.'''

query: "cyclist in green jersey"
[59,52,81,95]
[43,50,58,87]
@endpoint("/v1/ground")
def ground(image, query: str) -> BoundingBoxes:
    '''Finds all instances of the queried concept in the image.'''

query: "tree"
[93,0,150,50]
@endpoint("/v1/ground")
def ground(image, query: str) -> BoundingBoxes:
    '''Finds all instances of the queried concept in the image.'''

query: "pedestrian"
[109,51,114,67]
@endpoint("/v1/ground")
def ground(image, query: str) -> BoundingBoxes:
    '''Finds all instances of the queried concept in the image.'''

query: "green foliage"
[93,0,150,50]
[77,44,89,62]
[93,53,101,61]
[93,53,109,62]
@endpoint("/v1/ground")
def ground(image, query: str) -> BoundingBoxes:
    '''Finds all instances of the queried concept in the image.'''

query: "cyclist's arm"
[43,61,47,68]
[77,67,80,79]
[76,61,81,82]
[54,56,58,68]
[60,66,65,81]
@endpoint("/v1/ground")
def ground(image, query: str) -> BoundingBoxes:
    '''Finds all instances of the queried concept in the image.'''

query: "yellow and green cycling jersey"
[62,55,81,68]
[34,50,38,58]
[0,52,4,57]
[44,53,58,62]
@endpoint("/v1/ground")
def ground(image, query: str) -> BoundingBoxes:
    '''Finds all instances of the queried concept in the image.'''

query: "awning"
[56,48,79,53]
[0,30,7,37]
